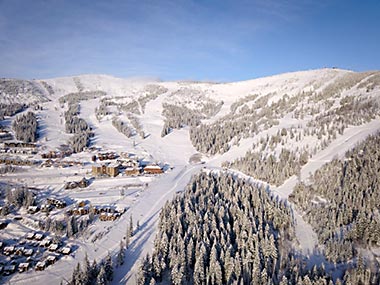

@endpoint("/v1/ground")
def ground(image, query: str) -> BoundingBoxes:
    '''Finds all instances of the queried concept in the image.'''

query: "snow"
[270,118,380,254]
[1,68,380,284]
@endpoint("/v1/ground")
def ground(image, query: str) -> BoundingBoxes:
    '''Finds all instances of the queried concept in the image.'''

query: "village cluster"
[0,142,165,176]
[0,141,166,279]
[0,230,72,276]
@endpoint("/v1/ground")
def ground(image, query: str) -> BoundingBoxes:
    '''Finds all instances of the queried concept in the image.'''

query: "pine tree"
[104,253,113,282]
[71,262,84,285]
[138,254,152,285]
[96,265,107,285]
[82,253,91,285]
[89,260,99,285]
[129,215,134,237]
[117,240,125,266]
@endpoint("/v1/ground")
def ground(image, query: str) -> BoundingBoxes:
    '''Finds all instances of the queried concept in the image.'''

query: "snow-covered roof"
[61,247,71,254]
[36,261,46,267]
[26,232,35,238]
[46,255,56,261]
[24,249,33,255]
[144,164,161,169]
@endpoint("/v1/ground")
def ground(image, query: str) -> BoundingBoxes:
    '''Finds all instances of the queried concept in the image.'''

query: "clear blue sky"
[0,0,379,81]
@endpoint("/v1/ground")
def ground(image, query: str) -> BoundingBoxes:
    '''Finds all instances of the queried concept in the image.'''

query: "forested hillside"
[290,133,380,264]
[1,69,380,285]
[138,172,345,285]
[12,111,38,143]
[220,72,380,186]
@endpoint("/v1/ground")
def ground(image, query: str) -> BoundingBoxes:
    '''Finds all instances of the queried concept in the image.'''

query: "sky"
[0,0,379,81]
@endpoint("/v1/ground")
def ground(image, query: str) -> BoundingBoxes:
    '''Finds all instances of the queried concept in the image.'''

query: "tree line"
[225,148,309,186]
[12,111,38,143]
[290,132,380,266]
[137,172,350,285]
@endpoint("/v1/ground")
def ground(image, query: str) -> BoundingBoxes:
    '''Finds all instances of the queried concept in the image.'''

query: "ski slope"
[1,68,380,284]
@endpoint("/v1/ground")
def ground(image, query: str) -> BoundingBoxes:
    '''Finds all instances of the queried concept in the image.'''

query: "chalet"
[71,205,89,216]
[92,164,106,176]
[24,248,34,256]
[99,212,119,221]
[26,233,34,239]
[98,152,118,161]
[61,246,71,255]
[40,238,52,247]
[143,164,163,175]
[41,151,57,159]
[15,246,25,255]
[35,261,46,271]
[47,198,66,208]
[64,177,90,189]
[106,163,119,177]
[125,167,140,176]
[18,262,30,273]
[48,243,59,252]
[41,150,71,159]
[46,255,57,265]
[3,246,15,255]
[34,233,44,241]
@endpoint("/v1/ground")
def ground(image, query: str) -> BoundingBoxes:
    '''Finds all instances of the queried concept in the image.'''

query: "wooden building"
[46,255,57,265]
[3,246,15,255]
[92,163,119,177]
[92,164,106,176]
[143,164,163,175]
[106,163,119,177]
[35,261,46,271]
[125,167,140,176]
[61,246,71,255]
[18,263,30,273]
[24,248,34,256]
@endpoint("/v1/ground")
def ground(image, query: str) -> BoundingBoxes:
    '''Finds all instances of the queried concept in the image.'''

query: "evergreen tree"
[104,253,113,282]
[117,240,125,266]
[96,265,108,285]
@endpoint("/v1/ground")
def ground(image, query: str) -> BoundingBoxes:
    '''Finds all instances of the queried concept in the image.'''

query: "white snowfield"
[1,68,380,284]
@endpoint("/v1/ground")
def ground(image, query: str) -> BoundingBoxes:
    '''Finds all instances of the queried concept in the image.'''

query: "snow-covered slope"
[1,68,380,285]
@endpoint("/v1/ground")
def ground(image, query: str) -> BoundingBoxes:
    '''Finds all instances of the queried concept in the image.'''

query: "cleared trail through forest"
[274,118,380,254]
